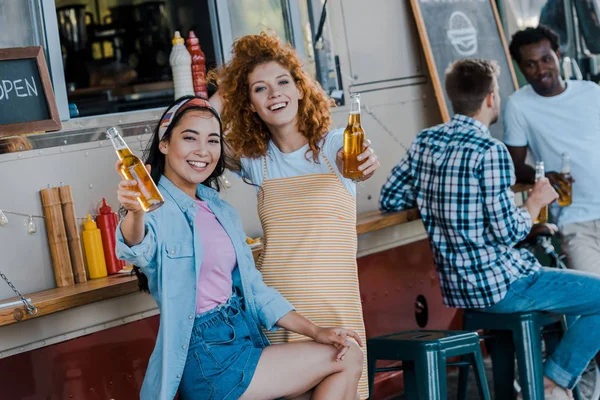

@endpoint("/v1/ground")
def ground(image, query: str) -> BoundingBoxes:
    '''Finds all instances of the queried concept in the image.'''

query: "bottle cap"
[99,198,113,215]
[172,31,185,46]
[106,127,120,139]
[187,30,199,46]
[83,214,97,230]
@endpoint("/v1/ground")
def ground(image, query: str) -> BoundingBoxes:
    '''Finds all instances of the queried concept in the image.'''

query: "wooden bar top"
[0,182,536,328]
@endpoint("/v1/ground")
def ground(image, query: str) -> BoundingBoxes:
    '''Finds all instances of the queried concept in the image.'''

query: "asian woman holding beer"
[210,32,380,399]
[115,96,364,400]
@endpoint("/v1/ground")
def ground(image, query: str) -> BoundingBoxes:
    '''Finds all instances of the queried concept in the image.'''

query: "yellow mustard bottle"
[82,214,108,279]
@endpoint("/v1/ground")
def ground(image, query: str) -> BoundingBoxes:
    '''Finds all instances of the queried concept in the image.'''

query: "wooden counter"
[0,209,419,327]
[0,182,535,327]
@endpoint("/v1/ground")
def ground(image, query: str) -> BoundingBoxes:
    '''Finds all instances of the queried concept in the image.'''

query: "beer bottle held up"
[535,161,548,223]
[106,127,164,212]
[558,152,573,207]
[342,93,366,180]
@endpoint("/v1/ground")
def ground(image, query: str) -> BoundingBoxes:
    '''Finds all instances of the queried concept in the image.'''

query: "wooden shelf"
[0,210,421,327]
[0,274,139,327]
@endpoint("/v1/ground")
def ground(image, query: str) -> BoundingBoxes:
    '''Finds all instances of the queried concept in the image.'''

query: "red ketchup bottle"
[97,198,126,275]
[186,31,208,98]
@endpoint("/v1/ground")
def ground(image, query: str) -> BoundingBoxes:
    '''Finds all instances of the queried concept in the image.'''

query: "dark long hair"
[132,96,238,292]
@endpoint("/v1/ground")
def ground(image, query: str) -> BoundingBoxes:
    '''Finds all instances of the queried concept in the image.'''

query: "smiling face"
[248,61,303,132]
[160,110,222,198]
[518,39,563,96]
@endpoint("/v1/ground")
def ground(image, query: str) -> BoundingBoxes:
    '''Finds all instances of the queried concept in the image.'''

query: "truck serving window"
[52,0,218,118]
[1,0,338,123]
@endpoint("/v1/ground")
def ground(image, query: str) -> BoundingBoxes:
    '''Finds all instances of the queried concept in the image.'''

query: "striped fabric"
[257,154,369,399]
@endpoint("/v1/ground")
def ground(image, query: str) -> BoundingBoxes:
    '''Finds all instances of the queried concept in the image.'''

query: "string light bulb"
[27,216,37,234]
[0,210,7,226]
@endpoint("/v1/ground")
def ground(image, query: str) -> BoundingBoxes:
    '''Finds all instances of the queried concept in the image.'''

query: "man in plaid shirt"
[379,59,600,399]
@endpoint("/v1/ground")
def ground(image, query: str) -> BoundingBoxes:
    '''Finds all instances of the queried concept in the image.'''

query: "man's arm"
[506,145,573,193]
[506,145,535,183]
[503,97,535,183]
[479,143,533,246]
[379,152,417,212]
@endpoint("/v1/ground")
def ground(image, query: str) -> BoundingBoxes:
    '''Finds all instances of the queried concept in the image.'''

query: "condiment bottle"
[169,31,194,99]
[82,214,107,279]
[186,31,208,98]
[96,198,126,275]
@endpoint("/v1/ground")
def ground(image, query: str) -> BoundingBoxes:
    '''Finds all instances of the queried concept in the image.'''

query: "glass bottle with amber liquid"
[342,93,365,180]
[558,152,572,207]
[535,161,548,223]
[106,127,164,212]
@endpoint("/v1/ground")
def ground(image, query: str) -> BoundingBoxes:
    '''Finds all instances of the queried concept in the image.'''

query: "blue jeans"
[179,295,265,400]
[482,267,600,389]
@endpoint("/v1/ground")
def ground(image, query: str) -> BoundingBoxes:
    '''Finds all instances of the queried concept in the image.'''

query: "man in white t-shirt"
[504,25,600,274]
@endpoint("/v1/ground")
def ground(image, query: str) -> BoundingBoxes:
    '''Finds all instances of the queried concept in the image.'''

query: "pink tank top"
[194,200,236,314]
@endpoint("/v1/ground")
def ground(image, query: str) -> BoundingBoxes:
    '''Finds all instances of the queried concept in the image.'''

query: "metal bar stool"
[367,330,491,400]
[457,310,566,400]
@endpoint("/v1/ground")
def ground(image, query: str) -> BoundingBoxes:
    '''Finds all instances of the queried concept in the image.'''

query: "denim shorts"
[179,295,265,400]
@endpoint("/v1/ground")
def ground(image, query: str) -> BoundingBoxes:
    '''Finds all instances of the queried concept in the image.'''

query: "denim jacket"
[116,176,294,400]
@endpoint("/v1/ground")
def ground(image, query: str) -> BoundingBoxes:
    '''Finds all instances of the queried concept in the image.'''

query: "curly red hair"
[211,32,332,161]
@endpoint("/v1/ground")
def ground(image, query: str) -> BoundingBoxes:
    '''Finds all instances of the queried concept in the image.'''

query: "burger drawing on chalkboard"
[447,11,478,56]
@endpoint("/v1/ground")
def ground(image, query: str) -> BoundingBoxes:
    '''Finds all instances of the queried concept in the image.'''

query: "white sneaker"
[545,386,573,400]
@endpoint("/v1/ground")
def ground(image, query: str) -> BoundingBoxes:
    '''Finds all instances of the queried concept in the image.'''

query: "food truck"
[1,0,600,398]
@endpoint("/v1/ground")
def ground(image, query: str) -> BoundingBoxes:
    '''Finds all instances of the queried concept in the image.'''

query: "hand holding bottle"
[337,139,379,181]
[547,170,573,205]
[525,177,559,223]
[116,160,149,215]
[107,127,164,212]
[546,171,575,188]
[115,160,149,247]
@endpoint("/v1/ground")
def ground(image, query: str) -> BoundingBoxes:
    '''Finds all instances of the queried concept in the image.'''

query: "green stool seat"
[458,310,565,400]
[367,330,491,400]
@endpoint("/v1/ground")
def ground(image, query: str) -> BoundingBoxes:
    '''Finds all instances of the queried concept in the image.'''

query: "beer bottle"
[342,93,366,180]
[106,127,164,212]
[534,161,548,223]
[558,152,572,207]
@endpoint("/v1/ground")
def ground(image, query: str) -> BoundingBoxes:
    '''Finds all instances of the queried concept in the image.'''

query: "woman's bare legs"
[288,391,360,400]
[239,340,363,400]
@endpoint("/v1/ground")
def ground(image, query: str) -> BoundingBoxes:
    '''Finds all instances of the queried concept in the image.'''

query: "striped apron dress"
[256,152,369,399]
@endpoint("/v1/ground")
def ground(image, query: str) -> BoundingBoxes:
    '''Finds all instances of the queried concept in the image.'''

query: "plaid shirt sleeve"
[479,142,532,246]
[379,145,418,212]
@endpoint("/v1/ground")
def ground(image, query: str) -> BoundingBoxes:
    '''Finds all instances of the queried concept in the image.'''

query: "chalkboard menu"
[410,0,517,139]
[0,47,61,136]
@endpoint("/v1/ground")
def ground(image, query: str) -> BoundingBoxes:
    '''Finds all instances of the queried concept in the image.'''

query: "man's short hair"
[509,25,560,63]
[445,59,500,117]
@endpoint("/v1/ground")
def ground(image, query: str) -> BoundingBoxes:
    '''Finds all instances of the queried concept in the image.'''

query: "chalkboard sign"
[410,0,518,139]
[0,46,61,137]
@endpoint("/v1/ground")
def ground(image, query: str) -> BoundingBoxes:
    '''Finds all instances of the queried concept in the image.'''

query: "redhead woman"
[211,32,380,399]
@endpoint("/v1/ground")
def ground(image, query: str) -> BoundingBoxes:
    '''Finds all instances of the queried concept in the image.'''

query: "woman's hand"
[116,160,148,246]
[336,139,380,181]
[116,160,146,215]
[313,327,363,361]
